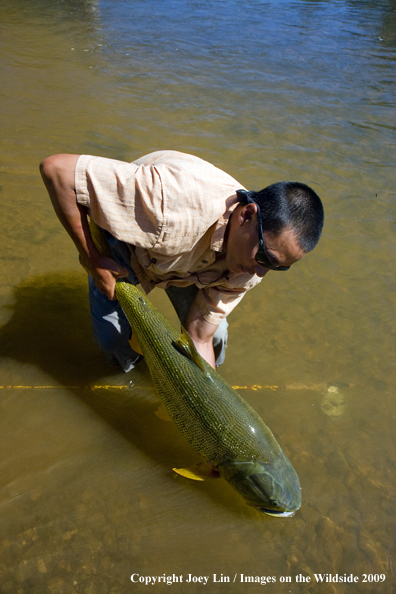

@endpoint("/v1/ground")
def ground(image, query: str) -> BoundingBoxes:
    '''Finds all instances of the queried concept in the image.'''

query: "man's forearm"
[40,154,98,261]
[40,154,128,299]
[184,300,218,369]
[190,338,216,369]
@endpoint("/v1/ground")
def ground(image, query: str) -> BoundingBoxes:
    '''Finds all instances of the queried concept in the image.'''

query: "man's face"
[225,203,306,277]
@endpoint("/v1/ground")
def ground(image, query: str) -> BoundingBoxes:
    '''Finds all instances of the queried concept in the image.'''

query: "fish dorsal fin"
[173,327,208,375]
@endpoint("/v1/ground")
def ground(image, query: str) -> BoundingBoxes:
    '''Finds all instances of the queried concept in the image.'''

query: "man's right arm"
[39,154,129,300]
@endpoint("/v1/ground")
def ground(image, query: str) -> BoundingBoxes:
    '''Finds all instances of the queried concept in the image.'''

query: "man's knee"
[213,318,228,366]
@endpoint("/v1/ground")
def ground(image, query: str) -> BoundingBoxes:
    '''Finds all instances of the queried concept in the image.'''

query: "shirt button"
[151,258,157,264]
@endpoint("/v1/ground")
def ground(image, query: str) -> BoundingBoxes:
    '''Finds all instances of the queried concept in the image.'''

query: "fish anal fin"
[173,461,220,481]
[128,332,143,356]
[173,327,207,375]
[154,404,173,422]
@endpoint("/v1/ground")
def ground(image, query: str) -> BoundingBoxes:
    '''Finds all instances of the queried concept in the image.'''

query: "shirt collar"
[210,197,241,253]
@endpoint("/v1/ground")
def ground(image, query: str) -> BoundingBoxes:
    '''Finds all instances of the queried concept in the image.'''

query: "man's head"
[239,182,324,254]
[224,182,324,276]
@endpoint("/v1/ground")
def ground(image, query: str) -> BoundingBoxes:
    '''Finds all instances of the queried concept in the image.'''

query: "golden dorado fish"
[115,282,301,517]
[89,222,301,516]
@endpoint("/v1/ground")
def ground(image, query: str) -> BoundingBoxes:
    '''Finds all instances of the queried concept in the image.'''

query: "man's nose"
[253,265,268,277]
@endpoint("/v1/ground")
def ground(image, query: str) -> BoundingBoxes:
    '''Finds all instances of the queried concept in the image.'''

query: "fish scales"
[116,282,287,467]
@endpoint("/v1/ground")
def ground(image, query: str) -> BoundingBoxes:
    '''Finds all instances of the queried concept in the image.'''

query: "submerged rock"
[321,385,347,417]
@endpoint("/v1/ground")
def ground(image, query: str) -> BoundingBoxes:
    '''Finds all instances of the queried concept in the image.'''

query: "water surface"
[0,0,395,592]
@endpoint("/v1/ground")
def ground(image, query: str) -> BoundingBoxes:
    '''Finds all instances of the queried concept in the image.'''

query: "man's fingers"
[102,258,128,279]
[98,280,116,301]
[114,267,129,279]
[79,255,128,298]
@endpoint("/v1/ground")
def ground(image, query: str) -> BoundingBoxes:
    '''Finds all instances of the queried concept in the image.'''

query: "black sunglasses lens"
[255,251,290,271]
[241,193,290,271]
[255,251,272,268]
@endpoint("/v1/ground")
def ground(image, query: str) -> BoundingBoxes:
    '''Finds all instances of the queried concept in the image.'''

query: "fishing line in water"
[0,384,351,418]
[0,383,351,391]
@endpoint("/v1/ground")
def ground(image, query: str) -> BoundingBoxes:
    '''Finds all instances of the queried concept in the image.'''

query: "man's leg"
[88,231,142,372]
[165,285,228,367]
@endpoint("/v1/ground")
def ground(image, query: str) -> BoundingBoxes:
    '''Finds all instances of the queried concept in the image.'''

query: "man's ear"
[240,201,257,224]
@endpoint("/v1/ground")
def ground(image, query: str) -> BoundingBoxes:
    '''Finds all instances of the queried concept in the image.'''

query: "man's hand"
[184,299,218,369]
[79,254,129,300]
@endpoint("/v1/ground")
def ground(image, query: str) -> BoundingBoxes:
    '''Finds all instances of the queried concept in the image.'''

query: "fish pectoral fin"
[128,332,143,356]
[172,327,207,375]
[173,461,220,481]
[154,404,173,422]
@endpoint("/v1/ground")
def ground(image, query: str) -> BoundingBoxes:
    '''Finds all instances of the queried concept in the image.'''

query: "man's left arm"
[184,274,263,369]
[184,299,218,369]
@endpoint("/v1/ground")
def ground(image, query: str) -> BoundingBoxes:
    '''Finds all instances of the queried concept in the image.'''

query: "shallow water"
[0,0,395,592]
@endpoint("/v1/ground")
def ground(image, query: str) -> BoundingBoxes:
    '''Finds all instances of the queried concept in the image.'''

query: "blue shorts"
[88,230,228,372]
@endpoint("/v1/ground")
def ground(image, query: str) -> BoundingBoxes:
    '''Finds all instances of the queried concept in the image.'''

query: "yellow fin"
[173,327,207,375]
[79,255,91,275]
[128,332,143,356]
[173,461,220,481]
[89,221,113,258]
[80,222,114,273]
[154,404,173,422]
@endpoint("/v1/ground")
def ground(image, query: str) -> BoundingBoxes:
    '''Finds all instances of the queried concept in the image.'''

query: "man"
[40,150,324,371]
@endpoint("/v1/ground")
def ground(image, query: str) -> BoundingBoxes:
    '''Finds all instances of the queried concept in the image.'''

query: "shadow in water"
[0,271,247,515]
[0,271,115,385]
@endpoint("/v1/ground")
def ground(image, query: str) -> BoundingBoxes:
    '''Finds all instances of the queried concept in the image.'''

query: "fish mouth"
[218,460,301,517]
[257,508,295,518]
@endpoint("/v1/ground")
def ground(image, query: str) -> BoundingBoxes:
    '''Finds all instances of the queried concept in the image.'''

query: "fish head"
[217,458,301,517]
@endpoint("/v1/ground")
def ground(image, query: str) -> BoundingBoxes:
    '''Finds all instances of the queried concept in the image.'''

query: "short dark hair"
[240,182,324,253]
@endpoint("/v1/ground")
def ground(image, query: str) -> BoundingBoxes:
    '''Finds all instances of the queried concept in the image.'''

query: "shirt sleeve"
[75,154,164,248]
[194,277,260,325]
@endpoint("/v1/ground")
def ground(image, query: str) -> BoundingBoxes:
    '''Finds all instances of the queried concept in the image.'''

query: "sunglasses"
[237,190,290,271]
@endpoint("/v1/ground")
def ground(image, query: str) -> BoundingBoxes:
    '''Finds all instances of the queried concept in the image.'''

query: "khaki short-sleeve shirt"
[75,150,261,325]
